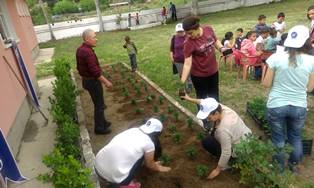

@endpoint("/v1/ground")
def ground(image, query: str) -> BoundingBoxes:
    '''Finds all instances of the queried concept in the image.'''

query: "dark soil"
[75,63,245,188]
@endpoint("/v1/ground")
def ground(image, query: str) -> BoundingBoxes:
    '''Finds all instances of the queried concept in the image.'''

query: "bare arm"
[307,73,314,92]
[214,39,224,52]
[98,75,112,88]
[181,56,192,83]
[262,67,274,88]
[144,152,171,172]
[170,52,174,63]
[181,94,201,105]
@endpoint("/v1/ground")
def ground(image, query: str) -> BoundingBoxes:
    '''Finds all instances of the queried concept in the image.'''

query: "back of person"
[171,35,185,62]
[266,53,314,108]
[95,128,153,183]
[125,42,136,55]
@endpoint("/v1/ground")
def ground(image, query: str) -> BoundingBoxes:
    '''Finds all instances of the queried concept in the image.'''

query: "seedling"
[159,154,172,166]
[123,90,129,98]
[186,145,197,159]
[144,84,148,91]
[172,132,182,144]
[135,108,143,114]
[158,96,164,105]
[168,124,176,133]
[167,105,174,114]
[127,77,133,83]
[135,89,142,96]
[153,105,159,113]
[196,132,206,140]
[196,165,209,177]
[131,99,137,106]
[187,118,193,130]
[159,114,167,122]
[146,95,153,103]
[173,111,179,122]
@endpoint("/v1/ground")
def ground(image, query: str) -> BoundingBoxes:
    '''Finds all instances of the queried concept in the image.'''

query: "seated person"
[221,31,235,56]
[241,31,263,57]
[181,94,252,180]
[254,28,269,48]
[264,28,279,52]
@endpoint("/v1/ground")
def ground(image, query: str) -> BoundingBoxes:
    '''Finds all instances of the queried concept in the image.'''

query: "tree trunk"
[94,0,104,32]
[39,0,55,41]
[191,0,198,16]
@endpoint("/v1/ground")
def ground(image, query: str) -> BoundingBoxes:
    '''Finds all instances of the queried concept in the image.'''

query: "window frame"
[0,0,18,47]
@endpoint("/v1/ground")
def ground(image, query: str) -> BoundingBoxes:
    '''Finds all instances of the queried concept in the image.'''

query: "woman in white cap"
[94,118,171,187]
[170,23,193,92]
[181,94,251,180]
[262,25,314,173]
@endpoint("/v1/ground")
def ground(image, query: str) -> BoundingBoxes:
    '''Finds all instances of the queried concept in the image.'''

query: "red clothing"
[183,26,218,77]
[76,43,102,78]
[240,39,256,56]
[162,7,166,16]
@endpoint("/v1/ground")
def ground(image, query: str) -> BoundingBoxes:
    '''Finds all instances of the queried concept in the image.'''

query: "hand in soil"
[155,161,171,172]
[207,167,221,180]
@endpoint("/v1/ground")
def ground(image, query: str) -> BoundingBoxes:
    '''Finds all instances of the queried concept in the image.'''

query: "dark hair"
[260,28,269,34]
[307,5,314,20]
[148,132,162,160]
[278,33,288,46]
[124,35,130,42]
[269,28,277,37]
[182,16,200,31]
[222,31,233,45]
[236,28,243,33]
[209,104,222,115]
[277,12,285,18]
[287,39,313,67]
[258,14,266,21]
[245,31,256,39]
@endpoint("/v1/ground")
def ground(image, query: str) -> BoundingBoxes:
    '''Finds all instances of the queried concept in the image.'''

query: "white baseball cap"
[196,98,219,120]
[175,23,184,32]
[139,118,163,134]
[284,25,309,48]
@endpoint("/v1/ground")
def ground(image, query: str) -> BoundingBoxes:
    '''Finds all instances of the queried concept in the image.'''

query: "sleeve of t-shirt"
[215,130,232,168]
[266,53,277,69]
[143,138,155,153]
[170,36,175,52]
[183,39,194,58]
[207,26,217,42]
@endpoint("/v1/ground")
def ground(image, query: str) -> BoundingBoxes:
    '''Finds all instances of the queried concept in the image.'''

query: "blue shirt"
[264,37,279,52]
[266,53,314,108]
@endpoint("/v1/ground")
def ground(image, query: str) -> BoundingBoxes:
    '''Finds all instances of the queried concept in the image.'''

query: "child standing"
[123,36,138,72]
[254,14,270,36]
[235,28,244,50]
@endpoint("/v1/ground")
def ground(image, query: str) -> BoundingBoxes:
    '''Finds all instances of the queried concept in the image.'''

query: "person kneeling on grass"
[94,118,171,188]
[181,94,251,179]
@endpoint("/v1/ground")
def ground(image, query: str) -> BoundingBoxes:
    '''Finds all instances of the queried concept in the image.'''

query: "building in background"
[0,0,39,156]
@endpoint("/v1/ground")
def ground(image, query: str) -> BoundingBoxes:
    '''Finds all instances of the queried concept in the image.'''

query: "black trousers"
[171,12,177,21]
[191,71,219,102]
[82,78,109,131]
[201,134,221,157]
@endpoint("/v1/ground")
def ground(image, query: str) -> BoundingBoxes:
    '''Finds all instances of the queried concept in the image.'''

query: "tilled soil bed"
[75,63,245,188]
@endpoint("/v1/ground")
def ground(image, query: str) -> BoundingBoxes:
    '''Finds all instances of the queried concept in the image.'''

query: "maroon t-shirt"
[183,26,218,77]
[76,43,102,78]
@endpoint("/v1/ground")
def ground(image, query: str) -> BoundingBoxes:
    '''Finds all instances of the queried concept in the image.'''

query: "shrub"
[196,165,209,177]
[233,135,296,188]
[39,149,93,188]
[53,0,79,14]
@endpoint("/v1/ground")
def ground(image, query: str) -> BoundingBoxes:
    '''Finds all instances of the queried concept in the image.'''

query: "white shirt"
[254,35,264,46]
[272,21,286,39]
[95,128,155,183]
[223,40,230,48]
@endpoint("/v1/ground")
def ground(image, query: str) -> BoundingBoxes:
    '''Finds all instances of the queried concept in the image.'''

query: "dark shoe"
[105,121,111,127]
[94,128,111,135]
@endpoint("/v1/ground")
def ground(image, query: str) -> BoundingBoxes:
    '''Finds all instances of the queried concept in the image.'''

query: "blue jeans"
[266,105,306,170]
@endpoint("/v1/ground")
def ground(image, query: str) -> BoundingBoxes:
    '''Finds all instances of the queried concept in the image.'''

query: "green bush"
[29,6,47,25]
[53,0,79,14]
[233,135,296,188]
[39,149,93,188]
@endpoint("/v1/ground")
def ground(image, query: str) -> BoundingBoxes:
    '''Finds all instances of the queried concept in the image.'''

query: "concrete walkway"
[34,48,54,65]
[8,78,55,188]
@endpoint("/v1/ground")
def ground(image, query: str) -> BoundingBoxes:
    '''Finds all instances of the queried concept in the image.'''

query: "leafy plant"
[146,95,153,103]
[159,114,167,122]
[167,124,176,133]
[186,145,197,159]
[173,111,179,122]
[153,105,159,113]
[196,132,206,140]
[38,149,93,188]
[131,99,137,106]
[172,132,182,144]
[123,89,129,98]
[233,134,296,188]
[159,153,172,166]
[158,96,164,105]
[196,165,209,177]
[167,105,174,114]
[135,88,142,96]
[135,108,143,114]
[248,96,267,121]
[187,118,194,130]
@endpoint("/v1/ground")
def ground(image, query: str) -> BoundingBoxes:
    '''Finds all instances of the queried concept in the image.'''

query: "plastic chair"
[219,48,235,71]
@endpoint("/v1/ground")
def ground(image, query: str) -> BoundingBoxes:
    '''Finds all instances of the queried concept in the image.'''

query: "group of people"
[75,4,314,188]
[161,2,177,25]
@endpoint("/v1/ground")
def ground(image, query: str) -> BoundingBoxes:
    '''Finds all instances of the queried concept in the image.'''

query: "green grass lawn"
[38,0,314,185]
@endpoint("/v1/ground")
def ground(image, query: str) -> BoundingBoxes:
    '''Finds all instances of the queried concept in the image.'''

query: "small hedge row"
[38,58,93,188]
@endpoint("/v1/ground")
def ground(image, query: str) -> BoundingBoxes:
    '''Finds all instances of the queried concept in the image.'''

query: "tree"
[94,0,104,32]
[39,0,56,41]
[191,0,198,16]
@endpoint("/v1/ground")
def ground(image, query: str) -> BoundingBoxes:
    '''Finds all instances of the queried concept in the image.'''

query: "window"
[0,0,16,44]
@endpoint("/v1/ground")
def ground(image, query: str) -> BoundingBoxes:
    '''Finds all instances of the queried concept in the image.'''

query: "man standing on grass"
[76,29,112,135]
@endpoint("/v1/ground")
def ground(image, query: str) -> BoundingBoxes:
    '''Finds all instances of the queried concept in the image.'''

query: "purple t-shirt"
[170,35,185,63]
